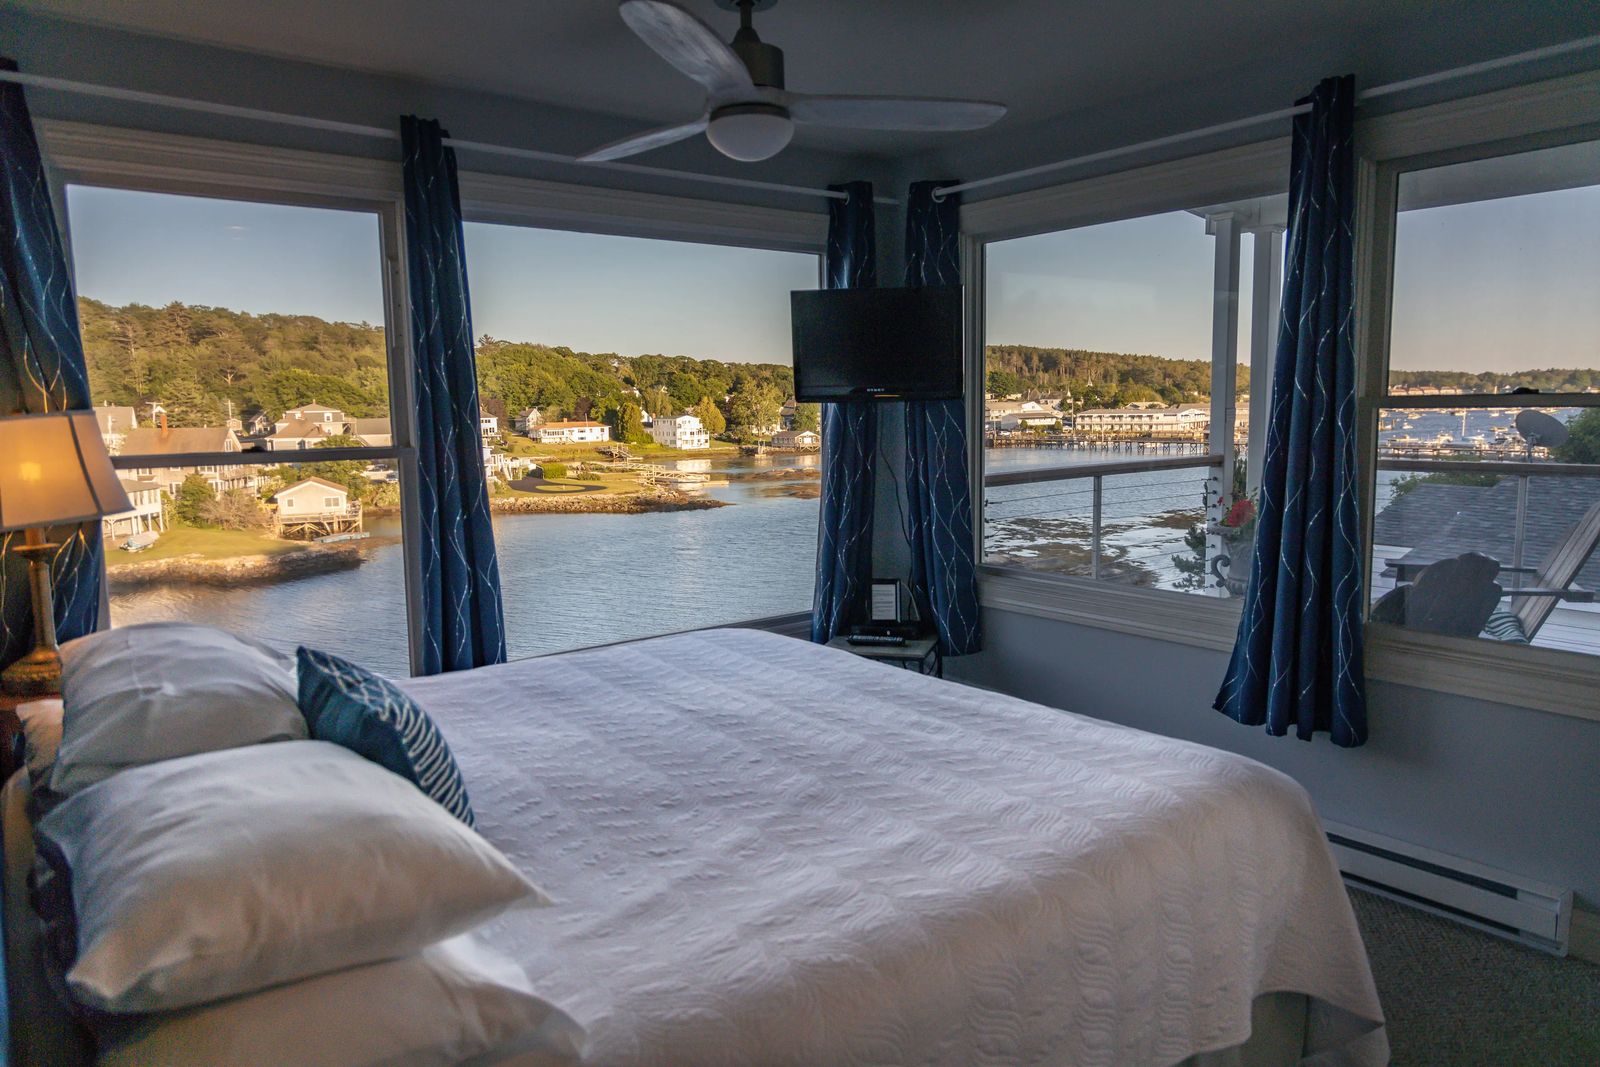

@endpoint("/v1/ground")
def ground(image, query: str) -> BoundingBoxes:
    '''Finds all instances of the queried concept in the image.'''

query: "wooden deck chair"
[1483,499,1600,644]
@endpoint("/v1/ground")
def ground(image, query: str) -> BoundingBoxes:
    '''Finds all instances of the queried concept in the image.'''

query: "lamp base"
[0,646,62,697]
[3,531,64,697]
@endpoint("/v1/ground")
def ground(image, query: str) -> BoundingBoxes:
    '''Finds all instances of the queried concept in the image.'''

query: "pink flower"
[1222,498,1255,528]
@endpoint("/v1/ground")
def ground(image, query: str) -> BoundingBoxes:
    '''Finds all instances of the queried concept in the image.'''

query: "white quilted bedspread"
[401,628,1385,1067]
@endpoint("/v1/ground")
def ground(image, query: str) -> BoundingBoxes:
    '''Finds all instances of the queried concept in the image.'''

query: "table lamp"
[0,410,131,696]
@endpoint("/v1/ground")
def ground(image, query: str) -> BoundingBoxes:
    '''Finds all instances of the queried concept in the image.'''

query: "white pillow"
[37,740,548,1014]
[14,697,63,786]
[95,934,585,1067]
[52,622,307,795]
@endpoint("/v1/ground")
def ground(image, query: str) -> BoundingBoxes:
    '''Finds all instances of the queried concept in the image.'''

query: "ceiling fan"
[582,0,1007,164]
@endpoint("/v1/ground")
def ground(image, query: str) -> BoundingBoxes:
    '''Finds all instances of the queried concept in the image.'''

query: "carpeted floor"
[1349,889,1600,1066]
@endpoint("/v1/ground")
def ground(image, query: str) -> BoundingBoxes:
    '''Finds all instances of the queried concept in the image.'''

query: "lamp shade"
[0,411,132,531]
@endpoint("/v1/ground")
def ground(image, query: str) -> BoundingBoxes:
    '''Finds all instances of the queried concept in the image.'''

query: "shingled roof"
[1374,474,1600,590]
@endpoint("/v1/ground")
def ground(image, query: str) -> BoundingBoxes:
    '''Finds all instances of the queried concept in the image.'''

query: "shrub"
[539,461,567,480]
[571,469,601,482]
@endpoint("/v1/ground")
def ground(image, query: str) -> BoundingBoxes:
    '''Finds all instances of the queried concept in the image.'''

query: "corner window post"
[1244,222,1285,499]
[1204,210,1242,574]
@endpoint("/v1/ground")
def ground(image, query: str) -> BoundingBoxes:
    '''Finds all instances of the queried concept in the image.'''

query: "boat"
[315,532,371,544]
[119,531,160,552]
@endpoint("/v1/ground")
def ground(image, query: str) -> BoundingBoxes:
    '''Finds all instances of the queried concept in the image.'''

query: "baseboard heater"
[1324,820,1572,956]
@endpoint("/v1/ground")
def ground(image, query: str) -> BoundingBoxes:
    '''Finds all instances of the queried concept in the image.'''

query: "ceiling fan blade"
[787,94,1007,131]
[619,0,754,98]
[578,116,710,162]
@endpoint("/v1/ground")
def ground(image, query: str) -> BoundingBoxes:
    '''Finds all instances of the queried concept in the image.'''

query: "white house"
[93,404,138,453]
[480,411,500,436]
[513,407,543,434]
[771,428,821,450]
[649,413,710,450]
[273,476,352,518]
[102,477,166,540]
[268,403,349,450]
[537,420,612,444]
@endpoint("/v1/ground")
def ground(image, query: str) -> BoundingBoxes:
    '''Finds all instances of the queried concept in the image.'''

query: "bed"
[5,626,1387,1065]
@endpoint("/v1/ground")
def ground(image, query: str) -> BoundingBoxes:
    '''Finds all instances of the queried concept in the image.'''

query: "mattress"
[401,628,1388,1067]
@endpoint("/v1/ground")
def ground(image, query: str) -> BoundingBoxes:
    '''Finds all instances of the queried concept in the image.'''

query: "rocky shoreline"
[107,542,375,588]
[489,489,728,515]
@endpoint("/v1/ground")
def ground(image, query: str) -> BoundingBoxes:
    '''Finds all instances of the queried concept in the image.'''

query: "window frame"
[1354,103,1600,721]
[960,138,1292,650]
[43,120,830,670]
[958,71,1600,721]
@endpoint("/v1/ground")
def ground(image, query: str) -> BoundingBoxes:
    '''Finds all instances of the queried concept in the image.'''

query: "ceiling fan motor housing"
[732,34,783,88]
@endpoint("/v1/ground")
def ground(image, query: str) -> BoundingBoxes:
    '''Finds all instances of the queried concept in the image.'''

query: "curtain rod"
[934,33,1600,200]
[0,69,900,206]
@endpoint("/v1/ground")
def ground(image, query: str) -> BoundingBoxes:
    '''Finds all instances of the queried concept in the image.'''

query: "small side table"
[826,634,942,678]
[0,690,57,782]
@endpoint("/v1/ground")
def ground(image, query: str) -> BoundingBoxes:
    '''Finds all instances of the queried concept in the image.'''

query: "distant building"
[649,413,710,450]
[479,411,500,436]
[244,412,275,436]
[272,476,361,538]
[537,420,611,444]
[1073,404,1209,436]
[102,478,165,540]
[985,399,1058,432]
[998,411,1062,432]
[115,425,259,497]
[513,407,544,434]
[347,417,393,447]
[771,428,821,450]
[778,397,799,430]
[268,403,350,450]
[93,405,139,453]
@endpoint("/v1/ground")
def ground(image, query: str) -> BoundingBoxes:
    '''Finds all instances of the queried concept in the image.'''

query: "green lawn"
[499,434,739,463]
[107,525,301,563]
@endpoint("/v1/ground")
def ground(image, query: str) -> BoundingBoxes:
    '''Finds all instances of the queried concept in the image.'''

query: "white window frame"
[41,119,830,668]
[960,70,1600,721]
[1353,73,1600,721]
[961,137,1291,652]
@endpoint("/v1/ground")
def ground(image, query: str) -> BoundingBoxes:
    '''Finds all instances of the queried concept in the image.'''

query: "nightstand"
[0,689,56,781]
[825,634,942,677]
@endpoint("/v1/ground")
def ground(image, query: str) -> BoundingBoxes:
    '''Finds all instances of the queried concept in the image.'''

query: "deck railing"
[984,454,1224,582]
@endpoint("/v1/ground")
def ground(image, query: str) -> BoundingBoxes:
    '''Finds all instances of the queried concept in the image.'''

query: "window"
[460,223,821,658]
[68,186,412,675]
[981,197,1284,600]
[1369,138,1600,659]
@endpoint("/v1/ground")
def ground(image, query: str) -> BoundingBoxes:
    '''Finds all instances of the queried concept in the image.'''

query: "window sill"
[978,569,1600,724]
[978,567,1241,653]
[1364,623,1600,724]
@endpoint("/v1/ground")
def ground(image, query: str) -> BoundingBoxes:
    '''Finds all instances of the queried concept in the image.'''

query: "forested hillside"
[985,344,1249,406]
[78,299,795,436]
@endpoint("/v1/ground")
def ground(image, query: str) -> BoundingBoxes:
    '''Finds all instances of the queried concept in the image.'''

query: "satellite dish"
[1515,409,1569,452]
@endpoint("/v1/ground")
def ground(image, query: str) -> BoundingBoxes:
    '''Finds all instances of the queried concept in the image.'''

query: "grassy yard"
[107,525,300,563]
[498,434,740,463]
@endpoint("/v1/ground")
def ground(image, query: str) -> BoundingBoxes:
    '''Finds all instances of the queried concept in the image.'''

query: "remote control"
[847,634,907,646]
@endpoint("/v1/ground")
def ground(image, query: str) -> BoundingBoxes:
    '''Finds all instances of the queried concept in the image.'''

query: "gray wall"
[948,606,1600,909]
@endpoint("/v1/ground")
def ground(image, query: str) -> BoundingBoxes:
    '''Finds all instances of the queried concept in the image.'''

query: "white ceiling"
[8,0,1600,160]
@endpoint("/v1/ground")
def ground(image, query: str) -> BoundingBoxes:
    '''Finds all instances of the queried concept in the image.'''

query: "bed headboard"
[1,772,93,1067]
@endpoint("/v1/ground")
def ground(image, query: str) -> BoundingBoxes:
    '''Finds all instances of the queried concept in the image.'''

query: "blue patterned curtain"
[811,182,878,644]
[401,116,507,674]
[0,58,103,674]
[902,181,981,656]
[1214,76,1366,746]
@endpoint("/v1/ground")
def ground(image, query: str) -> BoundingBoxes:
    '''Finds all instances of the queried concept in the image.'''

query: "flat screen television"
[790,285,963,401]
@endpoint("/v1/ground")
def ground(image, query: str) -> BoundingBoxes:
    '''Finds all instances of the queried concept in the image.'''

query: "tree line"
[985,344,1250,407]
[79,298,810,442]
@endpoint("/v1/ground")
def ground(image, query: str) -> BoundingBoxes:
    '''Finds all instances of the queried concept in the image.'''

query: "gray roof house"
[1373,475,1600,594]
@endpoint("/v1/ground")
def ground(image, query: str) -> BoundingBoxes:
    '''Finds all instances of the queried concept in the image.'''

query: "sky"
[65,185,817,366]
[66,173,1600,377]
[986,211,1259,366]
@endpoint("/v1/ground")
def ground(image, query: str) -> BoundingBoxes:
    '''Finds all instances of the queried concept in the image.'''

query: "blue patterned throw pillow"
[295,648,475,827]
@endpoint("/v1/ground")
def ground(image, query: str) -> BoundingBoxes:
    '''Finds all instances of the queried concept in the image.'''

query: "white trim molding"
[1364,625,1600,723]
[37,120,828,253]
[960,137,1290,242]
[38,120,402,205]
[457,171,826,252]
[979,569,1241,653]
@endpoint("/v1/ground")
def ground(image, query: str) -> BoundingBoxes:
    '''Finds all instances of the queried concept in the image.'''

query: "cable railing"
[984,453,1224,582]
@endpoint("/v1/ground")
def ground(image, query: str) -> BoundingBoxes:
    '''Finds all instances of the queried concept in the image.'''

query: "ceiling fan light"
[706,104,793,162]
